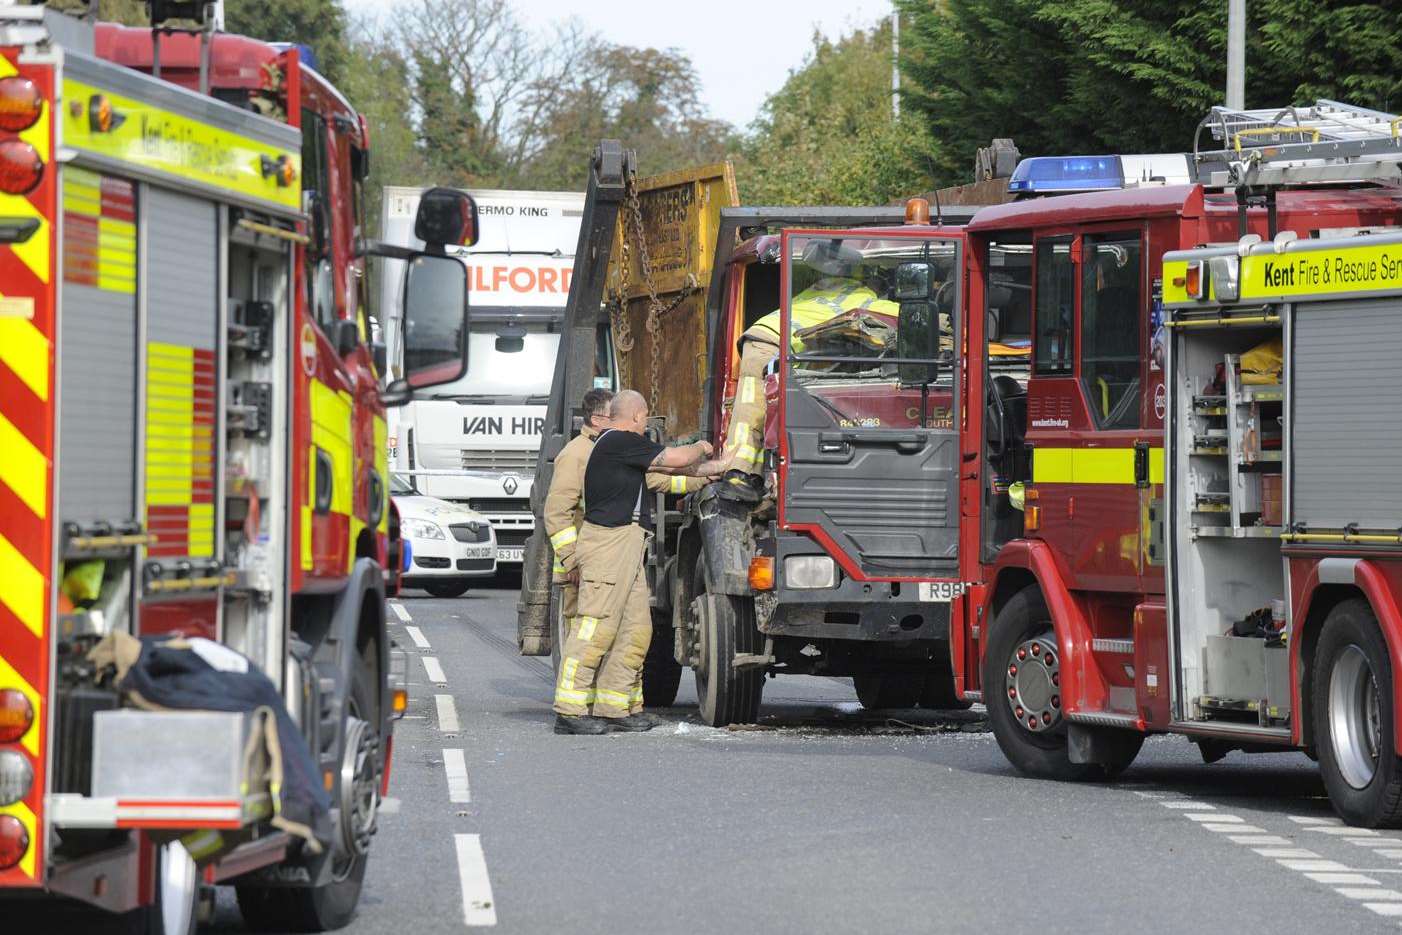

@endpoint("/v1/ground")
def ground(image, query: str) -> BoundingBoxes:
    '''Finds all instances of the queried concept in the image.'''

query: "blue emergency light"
[269,42,320,74]
[1007,156,1124,194]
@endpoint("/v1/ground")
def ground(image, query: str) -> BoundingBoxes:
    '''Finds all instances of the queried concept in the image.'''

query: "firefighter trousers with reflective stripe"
[720,328,779,477]
[553,522,652,718]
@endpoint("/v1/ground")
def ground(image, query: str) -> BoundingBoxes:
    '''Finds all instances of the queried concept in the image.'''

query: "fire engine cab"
[0,5,477,931]
[961,103,1402,826]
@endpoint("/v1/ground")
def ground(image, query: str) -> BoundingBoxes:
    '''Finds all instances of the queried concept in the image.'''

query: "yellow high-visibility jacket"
[747,277,899,353]
[543,427,703,577]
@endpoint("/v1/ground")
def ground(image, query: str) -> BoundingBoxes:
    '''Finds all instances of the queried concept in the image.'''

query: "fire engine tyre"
[985,586,1120,782]
[643,612,683,708]
[854,673,922,710]
[237,650,379,932]
[124,841,198,935]
[1313,599,1402,827]
[424,580,472,598]
[693,561,764,727]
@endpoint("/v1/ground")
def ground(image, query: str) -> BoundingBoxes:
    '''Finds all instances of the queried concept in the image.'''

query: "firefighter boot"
[554,714,611,735]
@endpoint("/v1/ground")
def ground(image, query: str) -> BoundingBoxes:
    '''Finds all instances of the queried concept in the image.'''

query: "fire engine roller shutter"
[1291,298,1402,530]
[58,169,137,526]
[143,188,218,560]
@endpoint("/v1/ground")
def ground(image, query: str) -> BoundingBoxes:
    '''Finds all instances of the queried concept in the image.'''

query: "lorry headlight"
[784,555,837,589]
[405,519,446,540]
[0,749,33,807]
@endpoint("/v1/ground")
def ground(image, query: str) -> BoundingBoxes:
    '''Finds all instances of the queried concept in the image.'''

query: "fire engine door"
[778,232,961,579]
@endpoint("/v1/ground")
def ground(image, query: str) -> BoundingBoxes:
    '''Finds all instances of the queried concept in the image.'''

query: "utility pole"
[891,6,900,119]
[1226,0,1245,109]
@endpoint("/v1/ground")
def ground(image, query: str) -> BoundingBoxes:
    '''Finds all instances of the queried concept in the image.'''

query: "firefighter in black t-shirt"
[552,390,724,734]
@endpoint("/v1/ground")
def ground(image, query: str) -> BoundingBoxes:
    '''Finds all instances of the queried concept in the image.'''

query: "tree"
[898,0,1402,187]
[225,0,349,86]
[742,22,939,204]
[45,0,147,23]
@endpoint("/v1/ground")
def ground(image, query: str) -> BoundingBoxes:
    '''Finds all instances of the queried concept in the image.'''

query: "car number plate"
[497,547,524,562]
[917,581,965,602]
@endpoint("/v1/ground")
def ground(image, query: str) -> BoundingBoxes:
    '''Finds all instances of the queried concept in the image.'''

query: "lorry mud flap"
[696,485,751,597]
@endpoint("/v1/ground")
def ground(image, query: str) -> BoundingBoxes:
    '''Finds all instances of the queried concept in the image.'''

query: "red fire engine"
[0,6,476,931]
[956,105,1402,826]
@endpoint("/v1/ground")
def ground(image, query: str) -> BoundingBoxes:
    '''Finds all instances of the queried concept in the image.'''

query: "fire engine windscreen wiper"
[428,393,501,402]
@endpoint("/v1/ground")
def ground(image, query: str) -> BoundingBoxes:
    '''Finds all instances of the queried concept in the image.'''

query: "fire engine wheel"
[643,610,683,708]
[237,650,379,932]
[124,841,198,935]
[693,559,764,727]
[1314,599,1402,827]
[985,586,1108,781]
[854,673,922,710]
[424,579,472,598]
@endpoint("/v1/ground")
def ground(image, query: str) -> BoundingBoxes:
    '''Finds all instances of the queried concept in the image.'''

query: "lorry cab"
[959,179,1402,781]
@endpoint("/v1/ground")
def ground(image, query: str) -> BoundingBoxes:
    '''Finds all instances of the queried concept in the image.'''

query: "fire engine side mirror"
[415,188,480,249]
[398,252,469,395]
[894,261,942,386]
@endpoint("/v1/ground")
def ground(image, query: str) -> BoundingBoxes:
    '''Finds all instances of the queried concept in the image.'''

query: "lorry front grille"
[468,498,530,514]
[460,449,538,473]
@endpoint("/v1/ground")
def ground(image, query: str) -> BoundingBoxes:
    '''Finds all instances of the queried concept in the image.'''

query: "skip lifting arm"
[517,141,634,655]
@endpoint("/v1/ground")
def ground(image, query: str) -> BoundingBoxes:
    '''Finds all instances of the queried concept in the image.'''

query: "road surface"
[173,582,1401,933]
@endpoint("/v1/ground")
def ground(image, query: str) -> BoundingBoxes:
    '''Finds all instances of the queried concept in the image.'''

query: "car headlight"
[404,519,446,540]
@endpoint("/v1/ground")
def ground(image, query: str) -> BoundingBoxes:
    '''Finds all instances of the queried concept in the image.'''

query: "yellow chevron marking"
[0,315,50,401]
[0,533,44,639]
[0,411,47,518]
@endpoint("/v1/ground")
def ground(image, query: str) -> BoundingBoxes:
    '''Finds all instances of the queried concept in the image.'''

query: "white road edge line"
[444,748,471,804]
[406,625,431,650]
[424,657,447,685]
[436,694,461,733]
[390,601,411,623]
[454,833,498,926]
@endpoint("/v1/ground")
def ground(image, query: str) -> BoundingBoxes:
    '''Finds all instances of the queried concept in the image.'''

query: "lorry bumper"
[762,586,951,642]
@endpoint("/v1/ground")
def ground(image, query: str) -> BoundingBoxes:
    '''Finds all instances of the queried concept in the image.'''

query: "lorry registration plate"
[917,581,966,602]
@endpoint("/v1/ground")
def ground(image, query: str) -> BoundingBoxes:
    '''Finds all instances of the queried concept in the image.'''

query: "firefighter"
[544,388,704,698]
[717,241,898,483]
[553,390,724,734]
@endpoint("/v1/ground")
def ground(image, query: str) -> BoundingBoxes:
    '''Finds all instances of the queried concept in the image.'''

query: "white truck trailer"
[379,188,592,567]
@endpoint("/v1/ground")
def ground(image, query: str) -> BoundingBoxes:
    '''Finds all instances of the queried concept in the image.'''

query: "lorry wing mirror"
[332,318,359,357]
[415,188,480,249]
[987,307,1002,342]
[372,340,387,376]
[401,252,469,391]
[894,261,933,300]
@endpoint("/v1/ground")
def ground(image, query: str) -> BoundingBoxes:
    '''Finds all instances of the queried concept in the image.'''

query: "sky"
[344,0,897,129]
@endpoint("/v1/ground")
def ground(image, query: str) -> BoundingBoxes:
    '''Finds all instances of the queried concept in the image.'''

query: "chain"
[625,169,667,413]
[610,233,634,388]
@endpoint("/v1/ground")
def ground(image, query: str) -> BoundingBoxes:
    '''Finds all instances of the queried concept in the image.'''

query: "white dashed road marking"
[454,834,498,926]
[1149,790,1402,925]
[436,694,460,733]
[444,748,471,803]
[423,656,447,685]
[406,625,431,649]
[390,601,411,623]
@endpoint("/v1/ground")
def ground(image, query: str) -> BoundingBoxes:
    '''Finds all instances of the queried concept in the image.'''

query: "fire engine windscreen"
[787,236,959,428]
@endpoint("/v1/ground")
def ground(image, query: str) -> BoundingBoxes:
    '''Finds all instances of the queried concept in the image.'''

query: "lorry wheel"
[854,673,922,710]
[918,660,973,711]
[693,561,764,726]
[642,610,682,708]
[984,586,1105,781]
[237,650,379,931]
[1314,599,1402,827]
[124,841,198,935]
[424,580,471,598]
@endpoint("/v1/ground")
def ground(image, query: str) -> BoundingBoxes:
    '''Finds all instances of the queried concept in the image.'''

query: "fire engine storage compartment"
[223,215,292,685]
[1168,311,1288,727]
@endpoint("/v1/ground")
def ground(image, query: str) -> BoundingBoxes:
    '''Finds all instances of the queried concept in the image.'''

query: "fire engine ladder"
[1193,99,1402,188]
